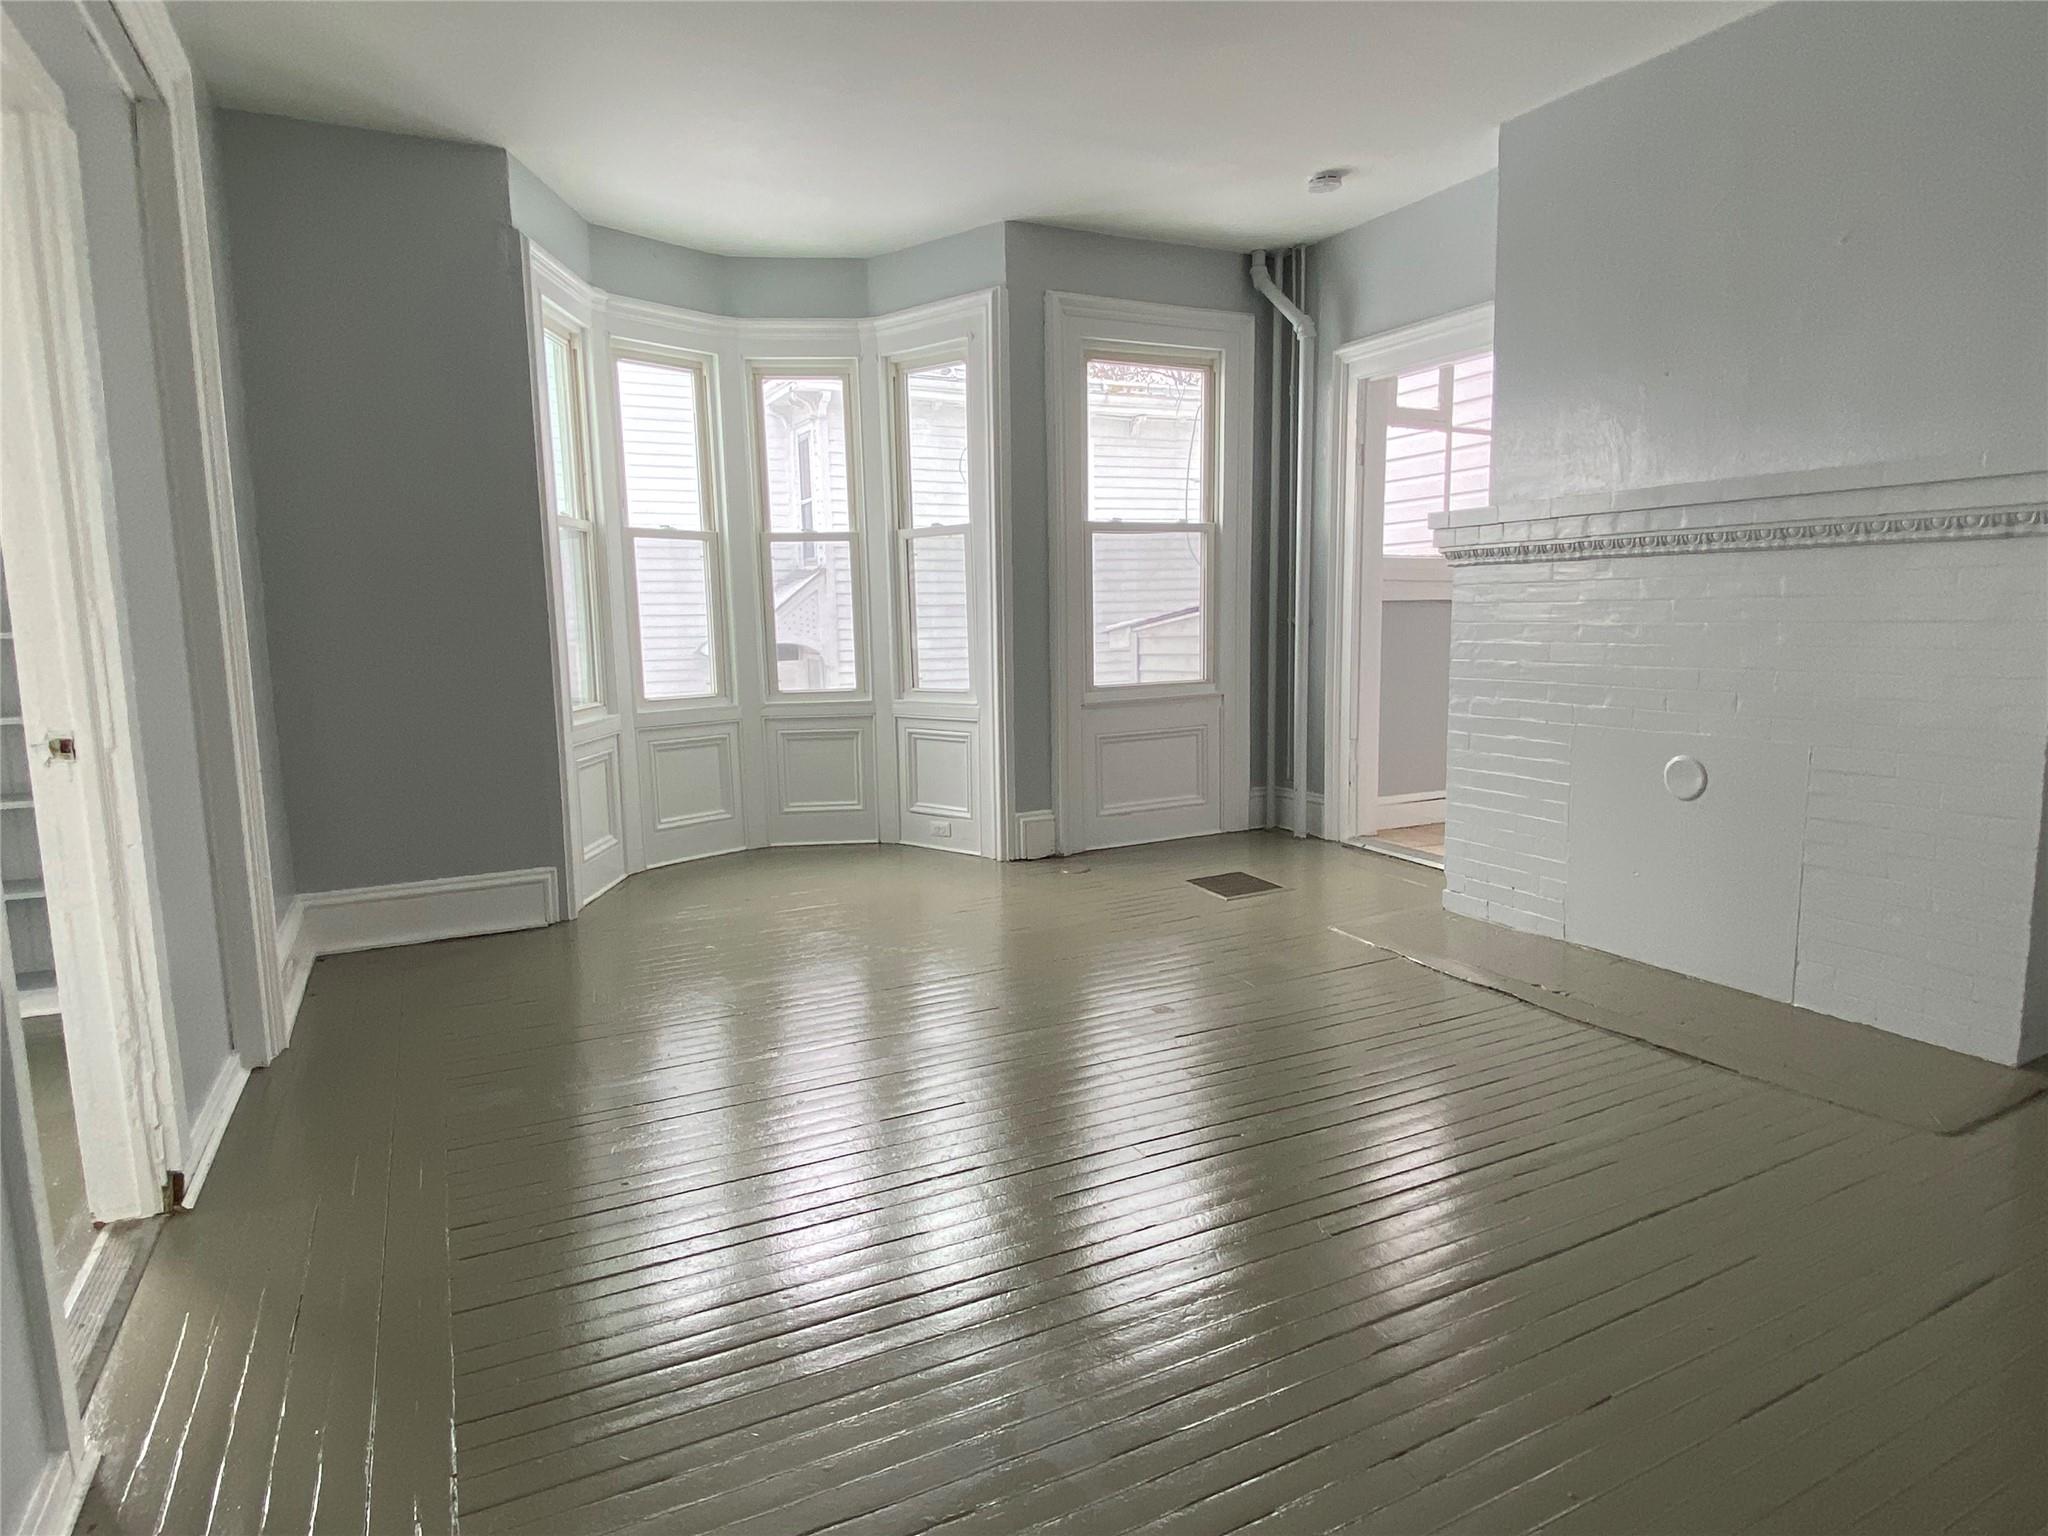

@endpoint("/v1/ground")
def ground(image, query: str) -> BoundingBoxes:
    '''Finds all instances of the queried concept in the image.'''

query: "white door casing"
[1325,303,1493,846]
[1,16,182,1217]
[1046,292,1254,854]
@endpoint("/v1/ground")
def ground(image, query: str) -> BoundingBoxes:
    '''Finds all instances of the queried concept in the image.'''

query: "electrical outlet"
[929,819,952,838]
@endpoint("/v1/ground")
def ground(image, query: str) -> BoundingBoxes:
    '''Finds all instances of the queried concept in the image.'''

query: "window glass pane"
[769,539,858,691]
[633,536,717,700]
[759,376,852,533]
[557,526,597,706]
[1085,358,1207,523]
[542,328,583,522]
[1382,350,1494,558]
[907,532,970,691]
[1394,364,1442,412]
[1090,529,1206,687]
[617,358,705,530]
[1450,353,1494,430]
[904,362,969,528]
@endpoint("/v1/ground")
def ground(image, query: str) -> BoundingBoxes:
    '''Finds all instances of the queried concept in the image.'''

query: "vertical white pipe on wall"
[1263,281,1283,824]
[1250,250,1315,837]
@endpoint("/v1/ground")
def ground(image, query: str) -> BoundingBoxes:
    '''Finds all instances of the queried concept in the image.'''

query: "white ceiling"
[172,1,1755,258]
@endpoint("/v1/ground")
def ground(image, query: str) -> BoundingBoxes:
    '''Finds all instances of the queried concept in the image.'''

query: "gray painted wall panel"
[1493,1,2048,509]
[216,112,564,893]
[1302,173,1498,796]
[1379,601,1452,798]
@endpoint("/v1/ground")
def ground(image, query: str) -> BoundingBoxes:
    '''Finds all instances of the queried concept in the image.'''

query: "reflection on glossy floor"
[80,834,2047,1534]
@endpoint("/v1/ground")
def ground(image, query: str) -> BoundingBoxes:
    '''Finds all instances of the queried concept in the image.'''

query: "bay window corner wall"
[527,244,1004,904]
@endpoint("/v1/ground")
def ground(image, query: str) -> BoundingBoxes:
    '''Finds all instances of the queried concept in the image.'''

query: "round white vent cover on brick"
[1663,754,1709,801]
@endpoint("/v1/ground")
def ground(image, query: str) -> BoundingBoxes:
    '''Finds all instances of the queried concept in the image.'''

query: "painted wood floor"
[79,834,2047,1535]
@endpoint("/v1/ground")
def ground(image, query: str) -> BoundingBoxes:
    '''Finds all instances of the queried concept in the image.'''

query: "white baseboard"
[175,1053,250,1207]
[1375,791,1446,831]
[22,1446,99,1536]
[1254,786,1327,838]
[1013,810,1057,861]
[294,866,561,960]
[275,894,311,1044]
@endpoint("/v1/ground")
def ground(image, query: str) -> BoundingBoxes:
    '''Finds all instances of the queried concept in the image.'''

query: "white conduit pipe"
[1250,250,1316,838]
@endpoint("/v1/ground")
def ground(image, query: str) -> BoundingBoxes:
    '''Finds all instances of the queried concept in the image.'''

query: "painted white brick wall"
[1445,531,2048,1063]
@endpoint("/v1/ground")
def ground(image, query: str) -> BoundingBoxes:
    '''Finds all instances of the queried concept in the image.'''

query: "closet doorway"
[1326,304,1493,867]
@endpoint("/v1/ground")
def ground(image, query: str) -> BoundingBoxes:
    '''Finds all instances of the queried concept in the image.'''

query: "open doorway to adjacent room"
[1326,303,1493,869]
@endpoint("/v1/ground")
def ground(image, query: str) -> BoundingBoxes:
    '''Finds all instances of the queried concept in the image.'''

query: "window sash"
[541,317,604,713]
[626,527,722,704]
[1080,350,1217,692]
[754,369,863,696]
[899,525,971,695]
[613,350,726,706]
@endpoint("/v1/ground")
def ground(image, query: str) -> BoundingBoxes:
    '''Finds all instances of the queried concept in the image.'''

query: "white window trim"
[1324,302,1493,848]
[608,341,731,710]
[1046,292,1255,854]
[1077,345,1220,701]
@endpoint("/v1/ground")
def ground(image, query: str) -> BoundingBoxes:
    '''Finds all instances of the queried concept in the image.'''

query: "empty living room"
[2,2,2044,1533]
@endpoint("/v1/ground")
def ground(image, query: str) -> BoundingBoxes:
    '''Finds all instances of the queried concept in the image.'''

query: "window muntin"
[894,359,972,694]
[540,320,601,710]
[756,371,861,694]
[1083,354,1215,689]
[615,354,722,702]
[1381,351,1492,560]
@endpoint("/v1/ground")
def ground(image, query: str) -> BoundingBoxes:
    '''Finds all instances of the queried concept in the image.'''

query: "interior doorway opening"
[1326,304,1494,869]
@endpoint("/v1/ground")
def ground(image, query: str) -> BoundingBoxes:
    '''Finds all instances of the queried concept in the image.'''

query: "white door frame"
[1,11,181,1220]
[104,1,292,1066]
[1324,303,1492,846]
[1045,292,1255,855]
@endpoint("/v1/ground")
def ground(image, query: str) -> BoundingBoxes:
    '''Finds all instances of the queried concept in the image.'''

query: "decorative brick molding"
[1442,503,2046,567]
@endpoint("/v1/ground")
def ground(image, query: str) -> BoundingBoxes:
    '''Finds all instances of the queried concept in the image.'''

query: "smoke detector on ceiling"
[1306,168,1347,195]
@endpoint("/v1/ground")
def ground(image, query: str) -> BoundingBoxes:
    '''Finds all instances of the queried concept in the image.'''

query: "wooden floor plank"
[75,834,2048,1535]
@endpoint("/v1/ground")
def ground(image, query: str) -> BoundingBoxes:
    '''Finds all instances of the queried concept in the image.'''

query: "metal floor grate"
[1188,870,1282,899]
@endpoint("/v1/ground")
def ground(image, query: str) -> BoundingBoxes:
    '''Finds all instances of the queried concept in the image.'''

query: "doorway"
[1326,304,1494,867]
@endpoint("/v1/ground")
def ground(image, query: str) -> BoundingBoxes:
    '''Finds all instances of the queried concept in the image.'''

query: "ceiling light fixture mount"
[1306,168,1347,195]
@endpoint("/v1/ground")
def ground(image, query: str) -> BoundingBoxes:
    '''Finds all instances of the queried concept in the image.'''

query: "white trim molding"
[1012,809,1057,860]
[174,1053,250,1207]
[1252,787,1326,839]
[293,868,562,962]
[20,1445,100,1536]
[1442,500,2047,567]
[1374,791,1446,831]
[110,0,292,1066]
[1324,303,1493,852]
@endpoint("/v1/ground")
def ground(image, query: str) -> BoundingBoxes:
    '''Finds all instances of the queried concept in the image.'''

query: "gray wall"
[216,113,564,894]
[1003,223,1261,811]
[10,1,237,1117]
[1494,2,2048,510]
[1301,172,1498,797]
[1379,602,1452,797]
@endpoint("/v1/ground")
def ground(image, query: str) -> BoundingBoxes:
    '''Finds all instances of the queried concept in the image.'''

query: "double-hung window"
[895,359,971,693]
[1084,354,1214,688]
[1378,351,1493,561]
[614,353,722,702]
[540,319,603,711]
[754,371,861,694]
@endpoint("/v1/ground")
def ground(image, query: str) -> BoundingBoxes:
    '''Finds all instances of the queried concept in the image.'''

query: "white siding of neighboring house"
[903,365,971,690]
[1086,368,1208,686]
